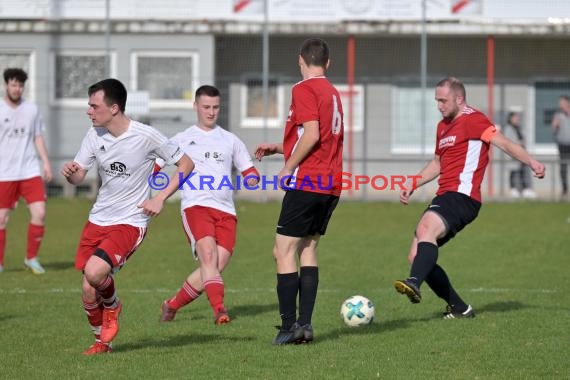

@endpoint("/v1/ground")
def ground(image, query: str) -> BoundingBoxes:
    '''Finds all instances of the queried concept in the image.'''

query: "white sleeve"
[232,134,255,172]
[151,129,184,166]
[74,132,96,170]
[33,108,45,137]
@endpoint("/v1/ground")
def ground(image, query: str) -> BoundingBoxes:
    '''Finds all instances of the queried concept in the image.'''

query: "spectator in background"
[551,95,570,199]
[0,68,52,274]
[503,111,536,199]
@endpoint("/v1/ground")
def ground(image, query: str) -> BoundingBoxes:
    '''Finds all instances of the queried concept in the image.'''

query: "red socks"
[203,275,225,313]
[168,280,202,310]
[0,229,5,266]
[27,223,44,260]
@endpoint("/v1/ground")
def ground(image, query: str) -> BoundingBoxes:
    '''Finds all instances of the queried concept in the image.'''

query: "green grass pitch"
[0,198,568,379]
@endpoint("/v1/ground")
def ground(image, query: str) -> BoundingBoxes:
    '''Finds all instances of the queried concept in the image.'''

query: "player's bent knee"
[84,249,113,285]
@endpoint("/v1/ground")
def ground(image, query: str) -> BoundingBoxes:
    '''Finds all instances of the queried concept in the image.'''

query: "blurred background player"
[158,85,259,325]
[551,95,570,199]
[61,78,193,355]
[0,68,52,274]
[395,77,545,319]
[255,38,344,344]
[502,111,536,199]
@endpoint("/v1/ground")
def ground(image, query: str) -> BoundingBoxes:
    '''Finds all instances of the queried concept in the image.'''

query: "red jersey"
[435,106,496,202]
[283,76,344,196]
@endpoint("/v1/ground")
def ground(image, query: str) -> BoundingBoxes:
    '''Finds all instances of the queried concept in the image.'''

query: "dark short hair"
[299,38,329,68]
[560,95,569,102]
[3,68,28,84]
[436,76,467,101]
[88,78,127,113]
[195,85,220,99]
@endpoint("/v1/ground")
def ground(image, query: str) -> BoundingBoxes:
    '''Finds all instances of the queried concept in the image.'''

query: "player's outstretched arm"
[491,132,545,179]
[139,154,195,217]
[400,156,441,205]
[254,143,283,161]
[61,161,87,185]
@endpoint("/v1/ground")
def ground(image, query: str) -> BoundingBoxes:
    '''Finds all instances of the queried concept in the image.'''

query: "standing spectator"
[551,95,570,198]
[0,68,52,274]
[61,78,194,355]
[255,38,344,344]
[158,85,260,325]
[503,111,536,199]
[394,77,545,319]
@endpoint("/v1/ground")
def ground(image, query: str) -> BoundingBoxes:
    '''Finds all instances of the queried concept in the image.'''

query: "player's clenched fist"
[61,161,81,177]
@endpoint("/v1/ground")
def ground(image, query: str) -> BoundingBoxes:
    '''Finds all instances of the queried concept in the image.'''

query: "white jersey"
[162,125,254,216]
[0,98,45,180]
[74,120,184,227]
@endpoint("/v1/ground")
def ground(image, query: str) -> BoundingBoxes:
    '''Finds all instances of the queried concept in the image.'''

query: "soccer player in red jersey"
[61,79,193,354]
[0,68,52,274]
[255,38,344,344]
[394,77,545,318]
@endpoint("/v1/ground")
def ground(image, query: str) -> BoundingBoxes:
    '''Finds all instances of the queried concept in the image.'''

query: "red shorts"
[75,221,147,271]
[0,177,46,209]
[182,206,237,257]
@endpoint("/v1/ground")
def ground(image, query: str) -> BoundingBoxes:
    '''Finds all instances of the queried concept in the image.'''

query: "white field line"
[0,287,559,294]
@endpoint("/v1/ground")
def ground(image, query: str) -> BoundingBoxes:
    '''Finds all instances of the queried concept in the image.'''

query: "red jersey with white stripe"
[435,106,496,202]
[283,76,344,196]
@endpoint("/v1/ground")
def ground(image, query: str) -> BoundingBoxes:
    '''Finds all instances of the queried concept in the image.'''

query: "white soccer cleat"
[24,258,46,275]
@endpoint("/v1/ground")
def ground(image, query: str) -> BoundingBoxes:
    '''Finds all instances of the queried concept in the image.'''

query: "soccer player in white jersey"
[61,79,194,355]
[157,85,259,325]
[0,68,52,275]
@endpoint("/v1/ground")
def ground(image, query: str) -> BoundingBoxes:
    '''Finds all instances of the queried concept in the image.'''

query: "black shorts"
[276,189,340,237]
[423,191,481,247]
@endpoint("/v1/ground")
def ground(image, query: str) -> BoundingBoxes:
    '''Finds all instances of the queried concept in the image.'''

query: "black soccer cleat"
[272,322,304,345]
[296,324,313,344]
[394,278,422,303]
[443,304,475,319]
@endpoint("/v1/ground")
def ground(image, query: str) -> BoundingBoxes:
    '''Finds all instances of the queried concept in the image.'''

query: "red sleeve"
[435,122,444,156]
[468,113,496,142]
[241,166,260,179]
[292,84,318,124]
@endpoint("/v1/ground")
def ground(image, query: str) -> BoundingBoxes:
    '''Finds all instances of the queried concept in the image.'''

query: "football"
[340,295,375,327]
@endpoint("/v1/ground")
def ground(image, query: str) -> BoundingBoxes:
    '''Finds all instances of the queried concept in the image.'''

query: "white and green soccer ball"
[340,295,375,327]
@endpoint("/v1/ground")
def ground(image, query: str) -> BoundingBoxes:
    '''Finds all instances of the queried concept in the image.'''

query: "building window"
[0,51,35,100]
[131,51,198,108]
[392,86,439,154]
[241,77,284,128]
[52,51,115,105]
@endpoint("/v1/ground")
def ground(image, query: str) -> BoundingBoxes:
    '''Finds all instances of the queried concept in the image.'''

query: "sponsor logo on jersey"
[438,135,456,149]
[104,161,131,177]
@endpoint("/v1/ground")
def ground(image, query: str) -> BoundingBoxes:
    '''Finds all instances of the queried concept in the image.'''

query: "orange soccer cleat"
[100,302,122,343]
[214,308,231,325]
[159,300,178,323]
[82,341,112,355]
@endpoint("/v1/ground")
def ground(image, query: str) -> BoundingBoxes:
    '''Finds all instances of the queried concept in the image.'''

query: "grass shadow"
[476,300,526,314]
[229,303,278,320]
[116,333,255,352]
[316,317,428,343]
[43,261,75,271]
